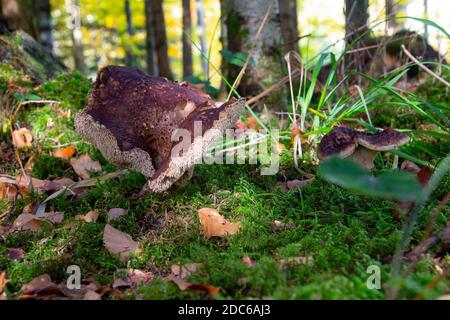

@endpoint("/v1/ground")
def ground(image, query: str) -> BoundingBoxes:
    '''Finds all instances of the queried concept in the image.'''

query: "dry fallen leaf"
[245,116,259,130]
[20,274,61,297]
[70,154,102,180]
[197,208,240,239]
[0,178,19,201]
[107,208,128,222]
[242,256,254,268]
[52,146,77,159]
[112,269,153,288]
[278,256,314,268]
[15,174,48,195]
[103,224,140,262]
[39,211,64,224]
[0,272,7,294]
[12,128,32,148]
[171,263,200,280]
[13,211,63,232]
[166,263,219,297]
[279,178,313,191]
[75,210,99,223]
[13,213,45,232]
[83,290,102,300]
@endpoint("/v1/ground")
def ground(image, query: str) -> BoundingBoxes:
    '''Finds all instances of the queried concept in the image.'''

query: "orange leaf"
[197,208,240,239]
[245,117,259,130]
[53,146,76,159]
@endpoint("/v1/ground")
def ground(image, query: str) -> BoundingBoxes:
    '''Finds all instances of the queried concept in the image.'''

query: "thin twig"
[401,45,450,87]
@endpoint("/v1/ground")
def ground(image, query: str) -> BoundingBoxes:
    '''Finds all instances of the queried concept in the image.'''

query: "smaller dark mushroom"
[318,127,409,170]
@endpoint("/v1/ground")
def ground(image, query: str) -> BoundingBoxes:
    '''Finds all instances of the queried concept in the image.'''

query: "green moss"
[0,59,449,300]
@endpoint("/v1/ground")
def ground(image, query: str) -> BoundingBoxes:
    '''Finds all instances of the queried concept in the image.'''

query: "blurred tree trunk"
[151,0,173,80]
[279,0,299,55]
[124,0,137,67]
[1,0,37,38]
[423,0,428,42]
[65,0,88,75]
[345,0,369,43]
[220,0,285,99]
[344,0,369,80]
[182,0,193,79]
[32,0,53,53]
[195,0,207,78]
[385,0,406,33]
[144,0,156,75]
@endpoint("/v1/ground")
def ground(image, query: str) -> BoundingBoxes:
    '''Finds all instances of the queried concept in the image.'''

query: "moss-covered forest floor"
[0,60,449,300]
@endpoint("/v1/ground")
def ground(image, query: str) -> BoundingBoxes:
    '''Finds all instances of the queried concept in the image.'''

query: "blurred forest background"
[0,0,448,89]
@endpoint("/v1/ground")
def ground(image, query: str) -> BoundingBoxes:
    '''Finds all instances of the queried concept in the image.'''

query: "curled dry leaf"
[103,224,140,262]
[278,256,314,268]
[0,178,19,201]
[75,210,99,223]
[107,208,128,222]
[197,208,240,239]
[12,128,33,148]
[52,146,76,159]
[70,154,102,180]
[112,269,153,288]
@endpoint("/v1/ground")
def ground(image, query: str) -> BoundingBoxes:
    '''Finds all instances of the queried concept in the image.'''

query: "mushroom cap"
[317,127,357,160]
[356,129,410,151]
[75,66,245,194]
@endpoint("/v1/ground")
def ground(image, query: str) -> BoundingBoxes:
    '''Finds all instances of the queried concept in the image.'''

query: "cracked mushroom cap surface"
[75,66,245,194]
[317,127,358,160]
[356,129,410,151]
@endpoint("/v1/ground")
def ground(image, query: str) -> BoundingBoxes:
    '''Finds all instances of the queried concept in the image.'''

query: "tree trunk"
[279,0,299,55]
[144,0,156,75]
[124,0,137,67]
[423,0,428,42]
[65,0,88,75]
[151,0,173,80]
[32,0,53,53]
[220,0,284,99]
[195,0,208,78]
[345,0,369,43]
[1,0,37,38]
[385,0,406,33]
[182,0,193,79]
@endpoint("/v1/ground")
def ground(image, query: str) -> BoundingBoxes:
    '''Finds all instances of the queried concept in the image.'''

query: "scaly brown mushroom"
[318,127,409,170]
[75,66,245,195]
